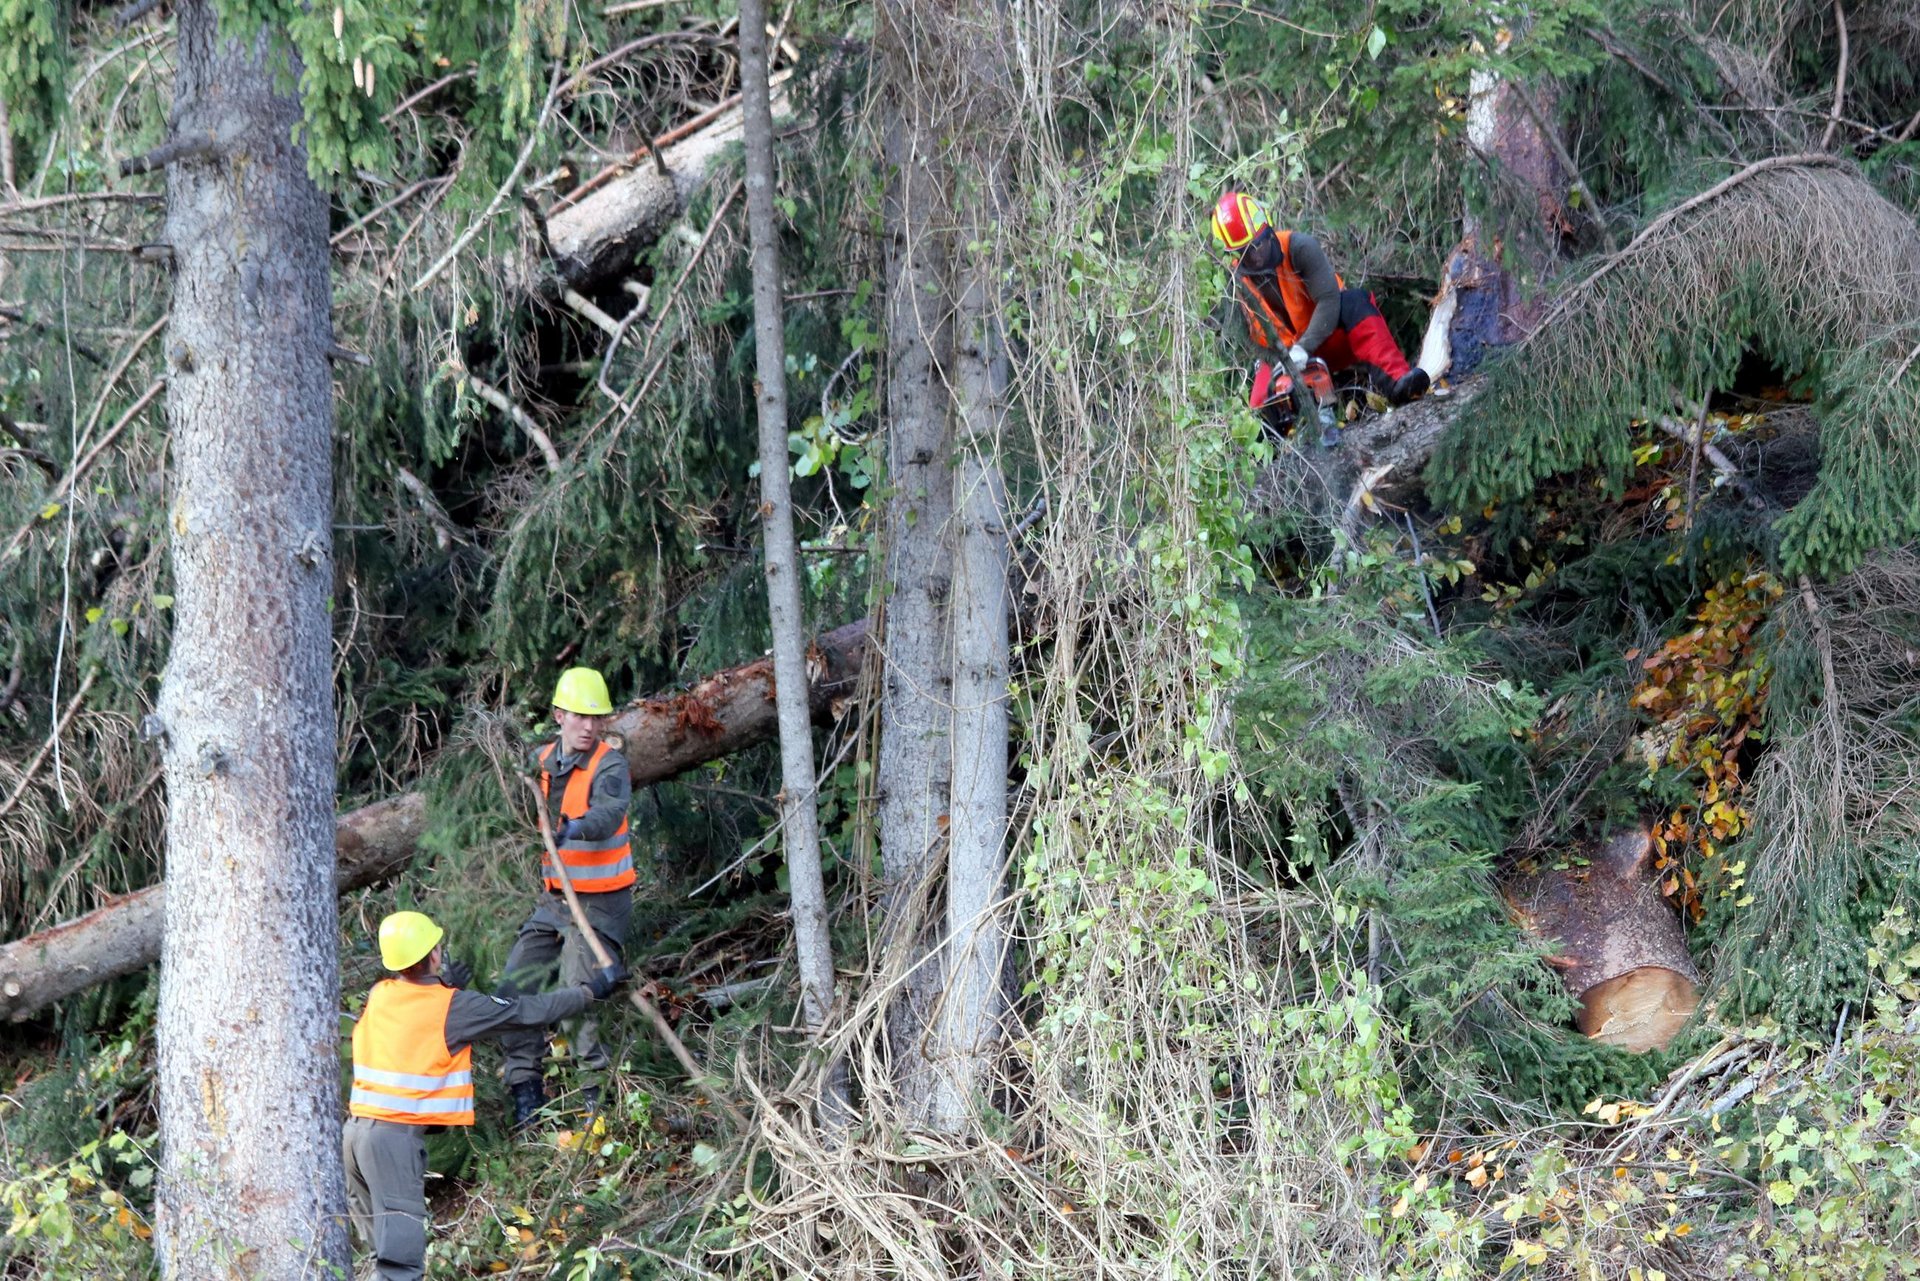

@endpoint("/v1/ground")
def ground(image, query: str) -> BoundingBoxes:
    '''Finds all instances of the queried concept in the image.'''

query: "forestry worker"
[494,665,635,1130]
[1211,190,1433,406]
[344,910,619,1281]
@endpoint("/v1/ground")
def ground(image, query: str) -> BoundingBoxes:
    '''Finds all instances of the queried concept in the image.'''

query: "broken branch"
[0,670,99,825]
[115,132,217,177]
[1819,0,1849,151]
[463,371,561,473]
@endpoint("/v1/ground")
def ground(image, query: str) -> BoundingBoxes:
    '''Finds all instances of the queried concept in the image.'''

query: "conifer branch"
[1529,153,1842,342]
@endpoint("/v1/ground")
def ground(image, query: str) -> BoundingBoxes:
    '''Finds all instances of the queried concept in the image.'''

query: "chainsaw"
[1248,356,1339,446]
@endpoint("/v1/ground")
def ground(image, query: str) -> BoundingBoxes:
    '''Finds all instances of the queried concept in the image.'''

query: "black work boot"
[509,1080,545,1132]
[1389,368,1431,405]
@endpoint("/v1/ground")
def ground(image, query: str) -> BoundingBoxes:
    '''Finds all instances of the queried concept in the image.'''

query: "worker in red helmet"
[1211,191,1431,406]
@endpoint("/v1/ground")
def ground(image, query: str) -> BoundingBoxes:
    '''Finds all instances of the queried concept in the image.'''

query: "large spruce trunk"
[930,168,1012,1129]
[150,3,348,1273]
[875,0,955,1120]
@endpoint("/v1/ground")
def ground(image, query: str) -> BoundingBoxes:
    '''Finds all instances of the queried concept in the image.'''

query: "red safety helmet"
[1211,191,1270,252]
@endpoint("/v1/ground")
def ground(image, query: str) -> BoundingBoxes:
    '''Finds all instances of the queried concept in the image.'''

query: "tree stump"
[1508,830,1700,1052]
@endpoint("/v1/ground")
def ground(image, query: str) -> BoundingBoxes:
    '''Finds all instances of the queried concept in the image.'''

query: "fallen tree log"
[1250,375,1486,523]
[1507,828,1701,1052]
[545,76,790,289]
[0,618,869,1022]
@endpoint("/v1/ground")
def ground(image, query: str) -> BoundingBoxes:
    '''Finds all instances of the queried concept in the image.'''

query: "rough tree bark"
[739,0,835,1035]
[149,1,349,1274]
[0,621,871,1023]
[1439,40,1575,375]
[930,141,1013,1130]
[1507,829,1701,1052]
[875,0,956,1120]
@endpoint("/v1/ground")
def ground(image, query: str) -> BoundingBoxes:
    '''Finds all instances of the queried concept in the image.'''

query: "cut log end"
[1577,966,1700,1053]
[1508,827,1702,1054]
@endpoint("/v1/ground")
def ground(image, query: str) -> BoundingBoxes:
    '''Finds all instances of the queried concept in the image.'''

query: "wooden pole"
[519,773,748,1126]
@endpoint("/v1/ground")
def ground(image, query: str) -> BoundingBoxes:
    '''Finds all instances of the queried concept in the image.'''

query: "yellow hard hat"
[378,911,444,971]
[552,667,613,716]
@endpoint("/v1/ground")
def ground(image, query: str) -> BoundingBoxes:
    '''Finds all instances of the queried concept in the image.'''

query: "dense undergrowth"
[5,0,1920,1276]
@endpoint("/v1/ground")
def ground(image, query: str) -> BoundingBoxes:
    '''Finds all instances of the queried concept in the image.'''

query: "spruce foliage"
[1429,161,1920,577]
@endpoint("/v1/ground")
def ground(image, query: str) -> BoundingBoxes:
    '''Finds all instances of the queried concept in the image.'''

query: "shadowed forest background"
[2,0,1920,1276]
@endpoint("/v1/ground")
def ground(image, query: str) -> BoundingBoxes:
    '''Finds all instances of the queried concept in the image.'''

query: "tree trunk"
[875,0,955,1121]
[739,0,835,1036]
[928,163,1012,1131]
[0,622,871,1022]
[150,2,348,1274]
[1507,829,1701,1052]
[1442,50,1574,375]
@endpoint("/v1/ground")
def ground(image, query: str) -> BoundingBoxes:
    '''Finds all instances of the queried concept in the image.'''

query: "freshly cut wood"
[1507,829,1701,1052]
[0,618,870,1022]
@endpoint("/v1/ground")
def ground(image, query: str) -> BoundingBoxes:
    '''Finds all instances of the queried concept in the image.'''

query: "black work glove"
[583,962,626,1001]
[440,957,472,989]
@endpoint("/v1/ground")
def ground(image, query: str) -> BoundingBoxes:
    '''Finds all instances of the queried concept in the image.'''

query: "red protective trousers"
[1313,288,1412,383]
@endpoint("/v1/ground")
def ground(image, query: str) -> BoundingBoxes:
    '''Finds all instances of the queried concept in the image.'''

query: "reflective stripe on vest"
[349,980,474,1127]
[1236,229,1342,350]
[539,740,635,893]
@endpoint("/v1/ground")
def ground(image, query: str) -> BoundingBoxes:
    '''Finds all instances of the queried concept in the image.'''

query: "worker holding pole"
[344,910,619,1281]
[495,666,634,1129]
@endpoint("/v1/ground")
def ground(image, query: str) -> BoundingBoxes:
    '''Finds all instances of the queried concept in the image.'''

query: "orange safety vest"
[349,980,474,1126]
[539,741,634,893]
[1236,229,1343,350]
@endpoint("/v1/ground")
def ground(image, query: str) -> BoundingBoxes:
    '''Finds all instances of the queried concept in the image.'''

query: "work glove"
[1287,343,1309,368]
[440,957,472,989]
[583,962,627,1001]
[560,818,584,841]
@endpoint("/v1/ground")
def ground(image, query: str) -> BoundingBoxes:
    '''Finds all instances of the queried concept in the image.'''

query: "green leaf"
[85,607,103,624]
[1365,23,1387,60]
[1767,1179,1797,1207]
[153,594,174,609]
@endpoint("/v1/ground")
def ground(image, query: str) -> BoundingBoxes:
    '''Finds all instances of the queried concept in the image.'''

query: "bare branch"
[463,371,561,472]
[379,68,474,124]
[1530,154,1843,341]
[595,285,650,402]
[0,671,98,825]
[114,0,165,28]
[1653,415,1767,511]
[411,66,561,293]
[392,466,468,550]
[116,131,218,177]
[1820,0,1849,151]
[0,378,166,565]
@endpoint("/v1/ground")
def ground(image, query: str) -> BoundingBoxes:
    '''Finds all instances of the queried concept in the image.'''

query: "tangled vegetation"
[3,0,1920,1277]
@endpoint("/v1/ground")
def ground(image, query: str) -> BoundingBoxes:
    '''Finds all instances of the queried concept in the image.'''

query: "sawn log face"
[1508,829,1701,1053]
